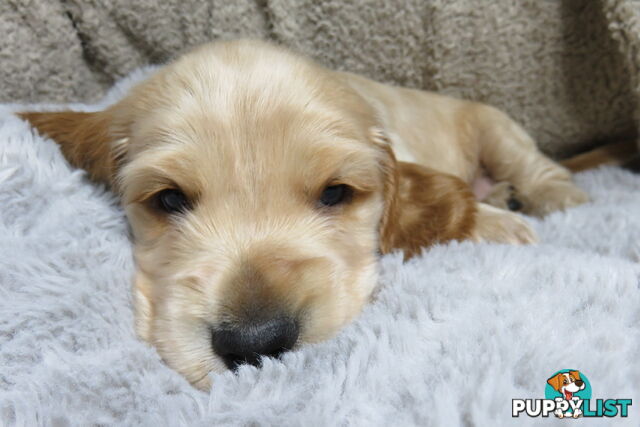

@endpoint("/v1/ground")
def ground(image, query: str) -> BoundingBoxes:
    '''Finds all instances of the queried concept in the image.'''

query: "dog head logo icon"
[545,370,591,418]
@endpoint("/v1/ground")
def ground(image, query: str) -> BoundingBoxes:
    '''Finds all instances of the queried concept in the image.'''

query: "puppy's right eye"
[154,189,190,214]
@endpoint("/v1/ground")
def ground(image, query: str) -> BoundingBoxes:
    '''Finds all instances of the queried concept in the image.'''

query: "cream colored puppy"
[20,40,587,389]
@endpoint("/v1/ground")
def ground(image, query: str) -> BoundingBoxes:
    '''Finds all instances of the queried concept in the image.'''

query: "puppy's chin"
[133,256,379,390]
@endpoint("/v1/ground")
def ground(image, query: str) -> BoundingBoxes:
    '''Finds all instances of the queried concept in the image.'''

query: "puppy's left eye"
[319,184,352,207]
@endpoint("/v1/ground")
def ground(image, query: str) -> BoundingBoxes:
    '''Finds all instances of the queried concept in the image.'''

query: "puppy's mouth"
[564,390,573,400]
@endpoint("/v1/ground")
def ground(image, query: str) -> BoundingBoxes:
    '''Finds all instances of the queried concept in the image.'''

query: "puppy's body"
[342,72,588,216]
[20,40,587,389]
[343,72,480,179]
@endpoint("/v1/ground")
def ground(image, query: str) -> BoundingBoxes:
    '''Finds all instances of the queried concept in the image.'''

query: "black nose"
[575,380,584,387]
[211,317,299,369]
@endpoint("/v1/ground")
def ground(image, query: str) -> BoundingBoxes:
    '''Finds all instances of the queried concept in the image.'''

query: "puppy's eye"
[154,189,190,214]
[319,184,351,207]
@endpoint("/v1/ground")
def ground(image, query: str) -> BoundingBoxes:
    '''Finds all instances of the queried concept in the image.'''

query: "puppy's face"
[21,40,477,389]
[123,56,388,388]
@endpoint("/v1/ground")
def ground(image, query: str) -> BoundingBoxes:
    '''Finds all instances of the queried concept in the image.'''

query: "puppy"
[547,371,586,418]
[19,39,587,389]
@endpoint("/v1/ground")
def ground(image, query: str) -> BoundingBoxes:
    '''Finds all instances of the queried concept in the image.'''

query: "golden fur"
[19,40,587,389]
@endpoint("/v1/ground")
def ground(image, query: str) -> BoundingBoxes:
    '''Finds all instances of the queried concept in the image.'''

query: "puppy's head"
[21,40,476,389]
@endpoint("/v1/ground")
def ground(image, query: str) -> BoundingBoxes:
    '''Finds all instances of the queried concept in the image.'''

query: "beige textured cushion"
[1,0,639,157]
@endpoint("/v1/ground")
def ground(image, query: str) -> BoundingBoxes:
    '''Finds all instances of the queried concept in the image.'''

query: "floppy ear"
[374,133,477,260]
[569,370,581,381]
[18,110,127,186]
[547,374,563,391]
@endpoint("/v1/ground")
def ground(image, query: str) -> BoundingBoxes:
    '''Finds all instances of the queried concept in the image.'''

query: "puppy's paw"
[472,203,537,245]
[524,181,589,217]
[482,181,526,212]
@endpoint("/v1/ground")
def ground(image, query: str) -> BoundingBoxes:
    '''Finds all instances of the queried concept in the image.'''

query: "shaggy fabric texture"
[1,70,640,426]
[2,1,640,157]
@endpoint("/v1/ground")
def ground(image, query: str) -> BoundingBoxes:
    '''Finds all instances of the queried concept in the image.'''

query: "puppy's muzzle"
[211,316,299,369]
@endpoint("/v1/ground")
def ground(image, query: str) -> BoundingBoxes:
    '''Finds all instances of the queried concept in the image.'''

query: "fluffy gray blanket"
[0,69,639,426]
[1,1,640,157]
